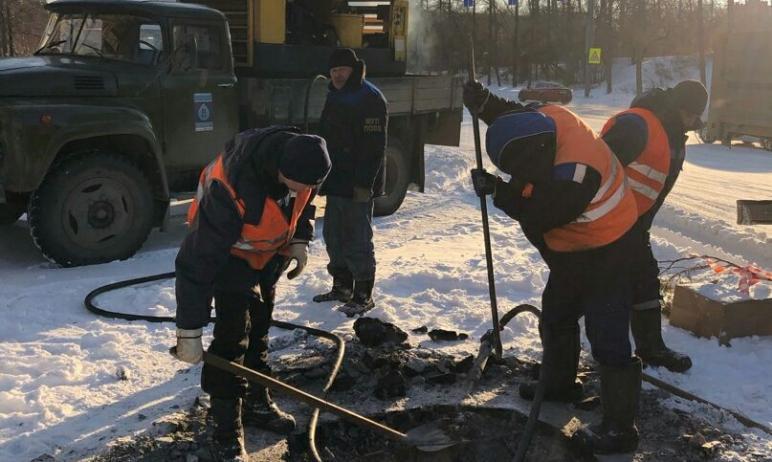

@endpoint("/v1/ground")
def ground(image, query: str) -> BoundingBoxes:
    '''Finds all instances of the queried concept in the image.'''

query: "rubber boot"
[339,279,375,317]
[242,386,296,434]
[631,308,692,373]
[209,398,248,462]
[519,323,583,402]
[572,358,642,455]
[313,272,353,303]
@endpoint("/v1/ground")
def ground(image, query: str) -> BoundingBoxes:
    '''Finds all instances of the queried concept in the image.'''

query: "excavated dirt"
[84,323,771,462]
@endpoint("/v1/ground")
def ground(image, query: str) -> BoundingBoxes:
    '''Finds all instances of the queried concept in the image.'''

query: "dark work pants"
[201,255,284,399]
[541,231,636,368]
[630,229,662,311]
[322,195,376,281]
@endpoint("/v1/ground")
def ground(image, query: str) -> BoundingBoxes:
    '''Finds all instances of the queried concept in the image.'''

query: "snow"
[1,55,771,461]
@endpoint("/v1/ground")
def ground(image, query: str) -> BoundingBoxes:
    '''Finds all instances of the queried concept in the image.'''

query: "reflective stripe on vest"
[537,105,637,252]
[601,108,671,216]
[187,155,312,270]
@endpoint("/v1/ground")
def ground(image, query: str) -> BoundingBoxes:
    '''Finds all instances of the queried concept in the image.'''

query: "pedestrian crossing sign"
[588,48,602,64]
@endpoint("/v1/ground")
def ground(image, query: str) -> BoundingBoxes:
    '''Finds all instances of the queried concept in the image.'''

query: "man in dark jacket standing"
[601,80,708,373]
[313,48,388,317]
[172,127,331,461]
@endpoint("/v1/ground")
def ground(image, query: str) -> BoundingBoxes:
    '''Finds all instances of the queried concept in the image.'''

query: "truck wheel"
[28,152,154,267]
[762,138,772,151]
[698,126,716,144]
[374,141,410,217]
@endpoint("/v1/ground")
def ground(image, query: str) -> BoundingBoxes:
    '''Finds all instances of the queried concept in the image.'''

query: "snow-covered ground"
[1,56,771,461]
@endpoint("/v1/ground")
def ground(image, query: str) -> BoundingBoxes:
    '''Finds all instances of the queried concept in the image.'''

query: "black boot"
[572,358,642,455]
[209,398,248,462]
[339,279,375,317]
[242,386,296,434]
[631,308,692,372]
[519,323,584,402]
[313,272,353,303]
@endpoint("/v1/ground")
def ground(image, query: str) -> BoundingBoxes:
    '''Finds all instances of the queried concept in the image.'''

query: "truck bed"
[238,74,463,128]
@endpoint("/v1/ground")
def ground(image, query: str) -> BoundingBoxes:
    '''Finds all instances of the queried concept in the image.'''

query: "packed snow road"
[1,91,771,461]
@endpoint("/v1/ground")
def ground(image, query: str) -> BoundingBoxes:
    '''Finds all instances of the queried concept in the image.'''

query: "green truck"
[0,0,462,266]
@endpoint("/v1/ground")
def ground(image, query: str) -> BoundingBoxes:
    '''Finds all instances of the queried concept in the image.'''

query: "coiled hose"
[84,272,345,462]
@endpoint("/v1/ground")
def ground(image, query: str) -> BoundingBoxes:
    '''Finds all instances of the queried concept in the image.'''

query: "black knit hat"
[279,135,331,186]
[672,80,708,115]
[328,48,359,71]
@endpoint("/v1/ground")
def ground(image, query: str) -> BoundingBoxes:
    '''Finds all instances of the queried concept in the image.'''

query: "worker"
[313,48,388,317]
[172,127,331,461]
[464,81,642,455]
[601,80,708,373]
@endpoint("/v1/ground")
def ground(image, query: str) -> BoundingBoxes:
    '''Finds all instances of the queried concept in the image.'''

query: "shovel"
[202,352,457,452]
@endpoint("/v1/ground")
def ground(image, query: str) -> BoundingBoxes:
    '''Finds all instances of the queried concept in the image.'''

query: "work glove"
[284,239,309,280]
[352,186,371,203]
[463,80,491,115]
[171,328,203,364]
[470,168,499,197]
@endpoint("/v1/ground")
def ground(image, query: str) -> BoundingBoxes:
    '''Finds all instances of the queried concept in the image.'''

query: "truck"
[0,0,463,266]
[703,0,772,151]
[703,0,772,225]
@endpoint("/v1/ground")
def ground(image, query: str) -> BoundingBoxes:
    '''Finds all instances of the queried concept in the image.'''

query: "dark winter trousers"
[630,229,662,312]
[201,255,284,399]
[322,195,376,281]
[541,231,636,368]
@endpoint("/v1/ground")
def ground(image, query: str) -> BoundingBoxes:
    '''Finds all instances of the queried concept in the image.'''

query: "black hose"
[84,272,346,462]
[493,304,544,462]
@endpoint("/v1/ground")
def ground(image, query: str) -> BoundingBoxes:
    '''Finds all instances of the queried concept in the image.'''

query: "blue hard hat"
[485,111,556,171]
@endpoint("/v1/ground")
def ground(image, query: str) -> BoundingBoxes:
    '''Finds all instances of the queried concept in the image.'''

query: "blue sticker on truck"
[194,93,214,132]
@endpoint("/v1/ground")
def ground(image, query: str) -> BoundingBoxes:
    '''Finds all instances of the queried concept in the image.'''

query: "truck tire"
[698,126,716,144]
[28,152,155,267]
[374,140,410,217]
[762,138,772,152]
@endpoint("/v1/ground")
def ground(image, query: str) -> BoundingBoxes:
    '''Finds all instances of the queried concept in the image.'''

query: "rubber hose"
[84,272,346,461]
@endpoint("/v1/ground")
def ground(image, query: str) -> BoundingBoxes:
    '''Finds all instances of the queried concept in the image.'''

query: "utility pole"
[584,0,594,97]
[698,0,707,85]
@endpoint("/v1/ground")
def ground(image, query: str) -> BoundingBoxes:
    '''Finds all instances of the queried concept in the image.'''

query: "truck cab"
[0,0,462,267]
[0,0,239,266]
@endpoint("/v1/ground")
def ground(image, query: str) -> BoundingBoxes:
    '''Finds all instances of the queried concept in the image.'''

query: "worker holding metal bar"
[172,127,331,461]
[464,81,643,455]
[601,80,708,373]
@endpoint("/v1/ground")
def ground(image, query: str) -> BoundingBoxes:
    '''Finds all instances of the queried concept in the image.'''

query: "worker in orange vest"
[601,80,708,373]
[465,81,641,455]
[172,127,331,461]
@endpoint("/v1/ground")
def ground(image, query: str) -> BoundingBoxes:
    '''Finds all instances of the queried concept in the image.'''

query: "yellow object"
[588,47,602,64]
[253,0,286,44]
[331,14,364,48]
[390,0,408,62]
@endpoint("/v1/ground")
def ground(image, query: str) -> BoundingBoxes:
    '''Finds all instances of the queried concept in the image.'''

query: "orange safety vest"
[187,155,312,270]
[601,108,670,216]
[538,105,637,252]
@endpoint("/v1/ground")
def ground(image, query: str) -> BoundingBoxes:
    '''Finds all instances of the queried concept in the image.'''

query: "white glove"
[172,328,203,364]
[284,239,309,280]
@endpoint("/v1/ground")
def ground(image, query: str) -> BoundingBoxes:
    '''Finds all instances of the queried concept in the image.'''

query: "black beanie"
[279,134,331,186]
[328,48,359,71]
[672,80,708,115]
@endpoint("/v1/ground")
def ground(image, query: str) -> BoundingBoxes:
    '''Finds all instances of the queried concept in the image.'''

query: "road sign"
[508,0,518,6]
[588,47,602,64]
[464,0,475,7]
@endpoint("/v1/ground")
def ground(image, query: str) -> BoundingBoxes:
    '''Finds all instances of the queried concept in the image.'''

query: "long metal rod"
[203,352,409,442]
[468,23,503,360]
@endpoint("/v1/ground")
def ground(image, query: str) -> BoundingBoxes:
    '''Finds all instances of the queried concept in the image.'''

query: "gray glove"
[284,239,309,280]
[172,328,203,364]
